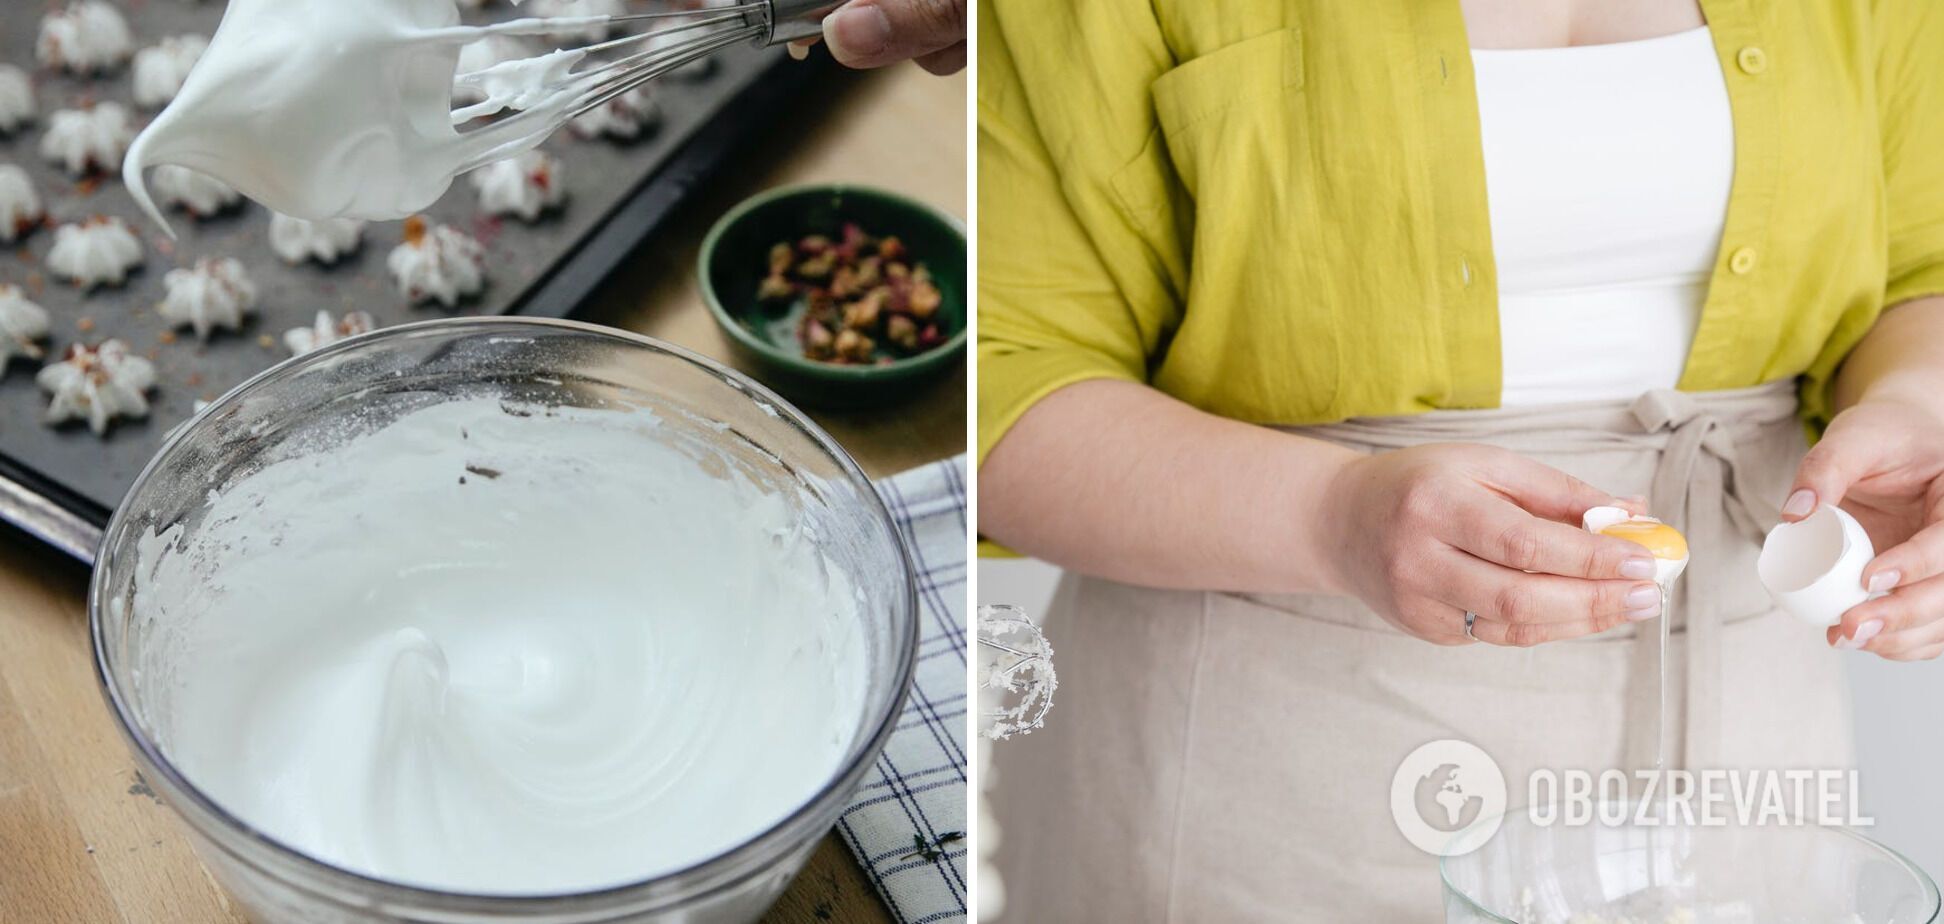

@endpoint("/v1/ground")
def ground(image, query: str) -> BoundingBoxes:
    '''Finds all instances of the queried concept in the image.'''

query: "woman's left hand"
[1785,395,1944,659]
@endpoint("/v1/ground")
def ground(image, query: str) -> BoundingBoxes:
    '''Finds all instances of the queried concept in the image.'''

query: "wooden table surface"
[0,63,967,924]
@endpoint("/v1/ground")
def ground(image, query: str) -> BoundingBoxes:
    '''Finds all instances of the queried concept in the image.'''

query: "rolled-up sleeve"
[1879,0,1944,308]
[975,0,1184,465]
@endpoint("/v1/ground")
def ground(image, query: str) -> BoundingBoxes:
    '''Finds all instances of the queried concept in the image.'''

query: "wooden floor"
[0,62,966,923]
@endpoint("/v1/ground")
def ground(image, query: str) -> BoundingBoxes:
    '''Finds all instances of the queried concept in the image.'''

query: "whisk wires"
[570,12,766,120]
[442,3,773,175]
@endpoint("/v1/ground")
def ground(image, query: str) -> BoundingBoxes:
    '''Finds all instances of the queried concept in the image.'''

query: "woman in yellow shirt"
[978,0,1944,918]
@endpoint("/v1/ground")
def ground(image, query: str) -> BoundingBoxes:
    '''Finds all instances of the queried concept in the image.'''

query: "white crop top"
[1473,27,1735,407]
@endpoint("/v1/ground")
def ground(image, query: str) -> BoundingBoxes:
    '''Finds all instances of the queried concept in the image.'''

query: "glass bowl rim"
[86,316,921,911]
[1438,800,1943,924]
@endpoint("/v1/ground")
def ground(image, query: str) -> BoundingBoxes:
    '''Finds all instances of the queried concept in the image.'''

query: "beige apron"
[989,384,1854,923]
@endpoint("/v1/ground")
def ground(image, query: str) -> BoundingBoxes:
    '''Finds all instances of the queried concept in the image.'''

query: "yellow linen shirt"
[977,0,1944,464]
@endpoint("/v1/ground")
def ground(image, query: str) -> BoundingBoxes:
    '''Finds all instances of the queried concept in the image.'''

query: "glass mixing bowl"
[1443,804,1941,923]
[89,318,919,923]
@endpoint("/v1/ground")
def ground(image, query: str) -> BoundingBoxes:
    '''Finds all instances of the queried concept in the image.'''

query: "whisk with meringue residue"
[452,1,838,134]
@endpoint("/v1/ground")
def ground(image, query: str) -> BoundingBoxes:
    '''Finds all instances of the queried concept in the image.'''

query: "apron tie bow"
[1623,389,1783,772]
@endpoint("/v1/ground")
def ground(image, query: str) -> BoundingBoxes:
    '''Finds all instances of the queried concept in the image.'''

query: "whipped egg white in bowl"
[89,318,918,923]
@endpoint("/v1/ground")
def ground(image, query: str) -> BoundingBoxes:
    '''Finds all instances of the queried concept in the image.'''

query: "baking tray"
[0,3,834,563]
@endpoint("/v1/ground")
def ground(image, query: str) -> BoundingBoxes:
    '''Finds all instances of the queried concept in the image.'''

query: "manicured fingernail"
[1783,489,1817,519]
[1626,584,1660,608]
[787,42,809,60]
[1838,619,1884,650]
[1620,557,1656,580]
[1867,570,1900,594]
[827,5,892,57]
[1626,605,1661,622]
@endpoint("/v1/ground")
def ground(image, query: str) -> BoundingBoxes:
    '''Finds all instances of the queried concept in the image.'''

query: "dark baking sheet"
[0,2,831,561]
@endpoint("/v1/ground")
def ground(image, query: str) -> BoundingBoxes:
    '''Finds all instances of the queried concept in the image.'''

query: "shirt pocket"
[1129,26,1343,418]
[1149,27,1305,202]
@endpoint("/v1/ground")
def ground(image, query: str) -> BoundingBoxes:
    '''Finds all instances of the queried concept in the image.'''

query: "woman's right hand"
[793,0,968,75]
[1314,444,1666,647]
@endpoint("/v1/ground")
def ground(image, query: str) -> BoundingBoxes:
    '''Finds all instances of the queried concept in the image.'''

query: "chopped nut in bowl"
[764,225,949,366]
[701,184,966,408]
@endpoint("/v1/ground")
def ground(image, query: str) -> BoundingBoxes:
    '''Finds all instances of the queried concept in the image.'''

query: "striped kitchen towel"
[841,455,968,923]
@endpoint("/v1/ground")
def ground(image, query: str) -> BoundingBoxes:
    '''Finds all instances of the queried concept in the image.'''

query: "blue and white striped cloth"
[838,455,969,923]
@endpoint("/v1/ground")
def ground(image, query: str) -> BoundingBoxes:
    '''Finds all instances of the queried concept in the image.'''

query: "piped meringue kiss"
[268,214,366,266]
[0,285,51,365]
[0,165,44,242]
[0,66,36,135]
[123,0,608,235]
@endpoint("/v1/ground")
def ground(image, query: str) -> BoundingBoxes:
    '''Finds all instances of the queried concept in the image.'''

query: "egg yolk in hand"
[1597,520,1689,561]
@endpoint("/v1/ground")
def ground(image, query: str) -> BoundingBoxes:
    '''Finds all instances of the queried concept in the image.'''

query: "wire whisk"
[452,1,835,129]
[978,605,1057,741]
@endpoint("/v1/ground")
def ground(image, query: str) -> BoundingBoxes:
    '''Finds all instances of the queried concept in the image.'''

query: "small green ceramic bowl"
[699,184,967,407]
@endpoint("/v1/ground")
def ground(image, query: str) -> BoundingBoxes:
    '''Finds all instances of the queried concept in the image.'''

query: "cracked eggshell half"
[1758,505,1877,628]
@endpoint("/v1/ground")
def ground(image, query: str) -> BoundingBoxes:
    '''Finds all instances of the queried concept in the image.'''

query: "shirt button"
[1729,247,1759,275]
[1737,47,1768,74]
